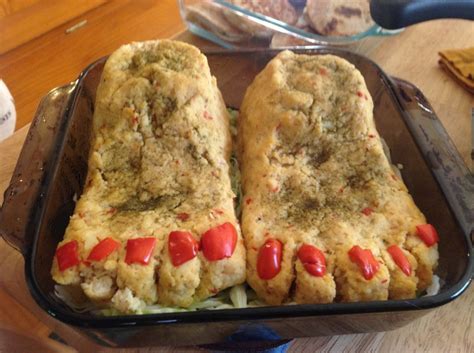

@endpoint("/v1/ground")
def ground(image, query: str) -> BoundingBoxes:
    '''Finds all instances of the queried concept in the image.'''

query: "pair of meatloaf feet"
[51,41,438,313]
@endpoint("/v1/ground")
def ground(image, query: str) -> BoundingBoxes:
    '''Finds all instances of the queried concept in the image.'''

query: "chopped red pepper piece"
[257,239,282,280]
[356,91,368,100]
[362,207,373,216]
[56,240,81,271]
[87,237,120,262]
[168,231,199,266]
[297,244,326,277]
[348,245,380,280]
[387,245,412,276]
[201,222,237,261]
[125,237,156,265]
[416,224,439,247]
[203,111,213,120]
[177,212,190,221]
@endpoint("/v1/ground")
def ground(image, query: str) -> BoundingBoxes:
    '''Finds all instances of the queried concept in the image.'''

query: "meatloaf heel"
[238,50,438,305]
[51,40,246,313]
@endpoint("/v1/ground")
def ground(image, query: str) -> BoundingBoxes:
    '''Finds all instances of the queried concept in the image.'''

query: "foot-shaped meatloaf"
[51,40,246,313]
[238,51,439,305]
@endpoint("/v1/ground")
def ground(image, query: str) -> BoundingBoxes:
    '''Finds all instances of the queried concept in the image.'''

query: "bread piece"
[238,50,438,305]
[223,0,298,38]
[51,40,246,312]
[185,1,252,43]
[305,0,374,36]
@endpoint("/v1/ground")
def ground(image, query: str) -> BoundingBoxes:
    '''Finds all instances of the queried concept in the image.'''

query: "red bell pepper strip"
[348,245,380,280]
[168,231,199,266]
[125,237,156,265]
[387,245,412,276]
[201,222,237,261]
[297,244,326,277]
[87,237,120,262]
[362,207,373,216]
[257,239,282,280]
[56,240,81,271]
[416,224,439,247]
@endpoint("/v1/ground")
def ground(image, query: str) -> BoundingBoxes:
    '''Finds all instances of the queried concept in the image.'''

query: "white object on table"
[0,80,16,142]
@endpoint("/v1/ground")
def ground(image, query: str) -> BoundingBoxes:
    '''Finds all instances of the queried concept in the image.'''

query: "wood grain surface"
[0,0,40,17]
[0,1,473,352]
[0,0,108,55]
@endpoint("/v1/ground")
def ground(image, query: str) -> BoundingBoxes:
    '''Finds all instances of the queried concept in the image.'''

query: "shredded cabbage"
[55,284,260,316]
[228,108,242,217]
[424,275,441,297]
[230,284,247,308]
[230,155,242,217]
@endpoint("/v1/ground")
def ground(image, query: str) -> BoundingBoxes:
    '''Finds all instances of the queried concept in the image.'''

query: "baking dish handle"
[0,83,76,255]
[390,77,474,246]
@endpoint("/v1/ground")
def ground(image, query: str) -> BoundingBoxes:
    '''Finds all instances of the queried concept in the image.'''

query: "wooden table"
[0,1,473,351]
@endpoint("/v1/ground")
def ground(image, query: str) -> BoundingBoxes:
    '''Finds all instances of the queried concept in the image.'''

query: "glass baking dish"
[179,0,403,54]
[0,47,472,348]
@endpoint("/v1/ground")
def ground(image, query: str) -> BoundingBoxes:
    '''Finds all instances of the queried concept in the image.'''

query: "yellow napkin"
[439,47,474,94]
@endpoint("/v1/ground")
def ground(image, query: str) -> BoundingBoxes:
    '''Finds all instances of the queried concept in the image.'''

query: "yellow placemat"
[439,47,474,94]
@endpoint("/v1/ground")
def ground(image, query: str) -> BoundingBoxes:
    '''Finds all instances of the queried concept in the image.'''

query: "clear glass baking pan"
[179,0,403,53]
[0,47,472,348]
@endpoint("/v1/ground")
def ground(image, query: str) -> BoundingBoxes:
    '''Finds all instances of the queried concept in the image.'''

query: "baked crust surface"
[51,40,245,312]
[238,50,438,305]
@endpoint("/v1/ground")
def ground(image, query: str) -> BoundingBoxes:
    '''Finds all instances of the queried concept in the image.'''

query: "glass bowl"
[178,0,403,54]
